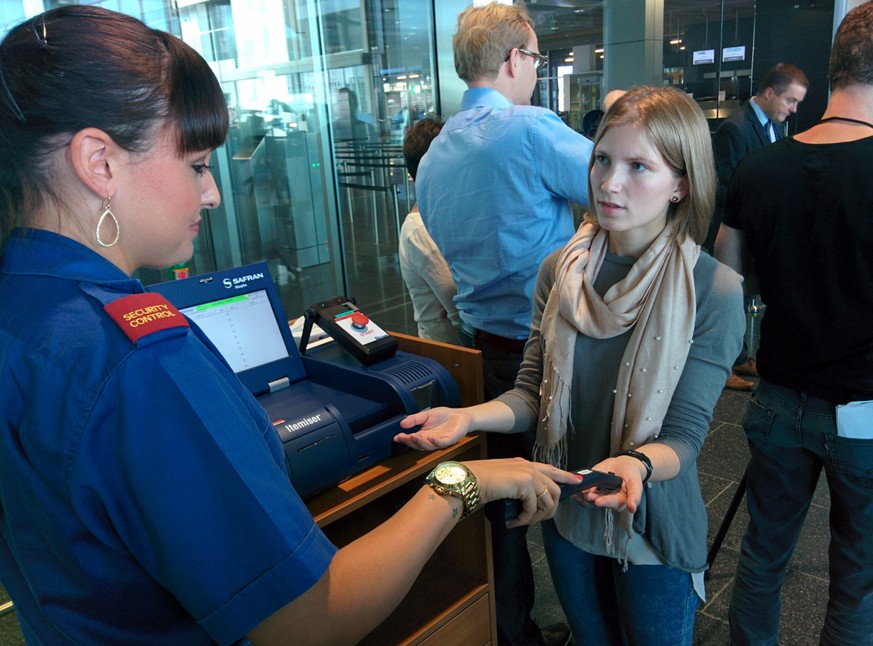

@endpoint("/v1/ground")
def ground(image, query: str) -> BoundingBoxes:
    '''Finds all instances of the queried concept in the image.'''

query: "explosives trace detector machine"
[150,262,459,499]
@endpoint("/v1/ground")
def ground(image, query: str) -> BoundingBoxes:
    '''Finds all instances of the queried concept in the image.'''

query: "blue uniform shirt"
[0,230,336,644]
[416,88,593,339]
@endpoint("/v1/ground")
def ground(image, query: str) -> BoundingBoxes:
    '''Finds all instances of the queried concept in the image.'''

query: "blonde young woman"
[397,86,745,644]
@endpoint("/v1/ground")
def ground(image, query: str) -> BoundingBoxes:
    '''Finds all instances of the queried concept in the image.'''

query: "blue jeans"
[541,519,698,645]
[729,380,873,645]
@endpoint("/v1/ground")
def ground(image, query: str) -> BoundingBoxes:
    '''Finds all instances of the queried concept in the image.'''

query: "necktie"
[768,120,779,142]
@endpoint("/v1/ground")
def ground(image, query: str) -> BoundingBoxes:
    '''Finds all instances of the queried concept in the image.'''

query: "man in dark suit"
[709,63,808,390]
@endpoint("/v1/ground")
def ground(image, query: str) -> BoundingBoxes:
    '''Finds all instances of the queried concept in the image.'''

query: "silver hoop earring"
[96,197,120,248]
[670,195,681,203]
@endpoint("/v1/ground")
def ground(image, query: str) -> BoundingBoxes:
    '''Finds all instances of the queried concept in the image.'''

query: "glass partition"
[2,0,435,332]
[174,0,436,330]
[663,0,758,130]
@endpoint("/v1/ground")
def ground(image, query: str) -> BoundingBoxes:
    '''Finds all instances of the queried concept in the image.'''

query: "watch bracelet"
[426,463,480,519]
[612,449,653,483]
[458,476,480,519]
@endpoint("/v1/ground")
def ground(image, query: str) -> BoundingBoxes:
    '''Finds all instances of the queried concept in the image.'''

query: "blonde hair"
[453,2,533,82]
[588,86,715,245]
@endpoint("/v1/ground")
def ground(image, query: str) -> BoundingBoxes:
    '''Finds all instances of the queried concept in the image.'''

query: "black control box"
[301,296,398,365]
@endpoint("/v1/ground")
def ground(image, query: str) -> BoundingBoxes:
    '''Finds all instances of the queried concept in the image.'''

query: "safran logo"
[222,272,265,289]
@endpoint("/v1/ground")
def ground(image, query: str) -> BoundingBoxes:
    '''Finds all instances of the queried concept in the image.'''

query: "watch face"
[435,463,467,485]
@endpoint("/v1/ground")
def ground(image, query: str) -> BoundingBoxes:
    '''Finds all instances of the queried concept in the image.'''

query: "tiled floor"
[527,383,833,645]
[0,590,21,644]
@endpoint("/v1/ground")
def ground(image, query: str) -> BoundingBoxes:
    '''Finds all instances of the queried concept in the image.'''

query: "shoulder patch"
[104,293,189,344]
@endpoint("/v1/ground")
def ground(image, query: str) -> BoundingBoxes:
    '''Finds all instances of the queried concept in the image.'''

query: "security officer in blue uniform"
[0,229,336,643]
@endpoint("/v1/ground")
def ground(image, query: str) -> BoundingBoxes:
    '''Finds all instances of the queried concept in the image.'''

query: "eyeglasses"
[511,47,548,70]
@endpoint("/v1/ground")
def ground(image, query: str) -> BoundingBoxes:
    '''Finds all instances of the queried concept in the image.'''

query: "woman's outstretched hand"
[394,407,473,451]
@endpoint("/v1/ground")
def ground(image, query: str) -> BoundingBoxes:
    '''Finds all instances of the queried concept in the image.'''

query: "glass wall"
[661,0,833,133]
[663,1,760,127]
[529,0,831,135]
[171,0,436,329]
[1,0,435,332]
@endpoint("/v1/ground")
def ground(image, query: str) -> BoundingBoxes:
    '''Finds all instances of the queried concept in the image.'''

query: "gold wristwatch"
[425,461,480,519]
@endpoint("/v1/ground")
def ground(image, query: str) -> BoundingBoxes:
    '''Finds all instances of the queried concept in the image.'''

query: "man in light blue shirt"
[417,19,591,345]
[412,3,591,645]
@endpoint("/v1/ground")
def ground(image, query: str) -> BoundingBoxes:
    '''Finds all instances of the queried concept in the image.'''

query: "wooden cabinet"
[305,334,494,644]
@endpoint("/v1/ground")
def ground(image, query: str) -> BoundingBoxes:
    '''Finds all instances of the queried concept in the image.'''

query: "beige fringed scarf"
[533,220,700,468]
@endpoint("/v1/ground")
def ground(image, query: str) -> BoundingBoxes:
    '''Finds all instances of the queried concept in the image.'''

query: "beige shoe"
[734,358,758,377]
[725,374,755,391]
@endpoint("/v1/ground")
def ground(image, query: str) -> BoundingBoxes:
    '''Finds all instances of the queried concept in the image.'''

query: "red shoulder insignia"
[104,293,189,344]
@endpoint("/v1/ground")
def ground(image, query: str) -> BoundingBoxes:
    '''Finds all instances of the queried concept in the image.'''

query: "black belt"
[459,321,527,354]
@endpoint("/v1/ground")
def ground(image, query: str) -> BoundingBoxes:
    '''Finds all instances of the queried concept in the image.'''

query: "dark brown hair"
[0,5,228,242]
[757,63,809,96]
[403,116,444,181]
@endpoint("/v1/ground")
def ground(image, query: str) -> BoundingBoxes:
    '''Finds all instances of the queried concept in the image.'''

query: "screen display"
[723,46,746,62]
[181,289,288,373]
[693,49,715,65]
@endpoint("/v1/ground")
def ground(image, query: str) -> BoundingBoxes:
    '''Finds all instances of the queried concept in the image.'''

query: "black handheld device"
[503,469,623,522]
[299,296,398,365]
[557,469,623,498]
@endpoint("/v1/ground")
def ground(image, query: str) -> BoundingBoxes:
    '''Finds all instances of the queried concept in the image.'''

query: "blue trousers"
[541,519,698,645]
[729,380,873,645]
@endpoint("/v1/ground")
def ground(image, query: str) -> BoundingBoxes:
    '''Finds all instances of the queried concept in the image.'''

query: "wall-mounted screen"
[723,46,746,62]
[693,49,715,65]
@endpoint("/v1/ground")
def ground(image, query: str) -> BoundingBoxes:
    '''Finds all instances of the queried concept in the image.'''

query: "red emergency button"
[351,311,369,329]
